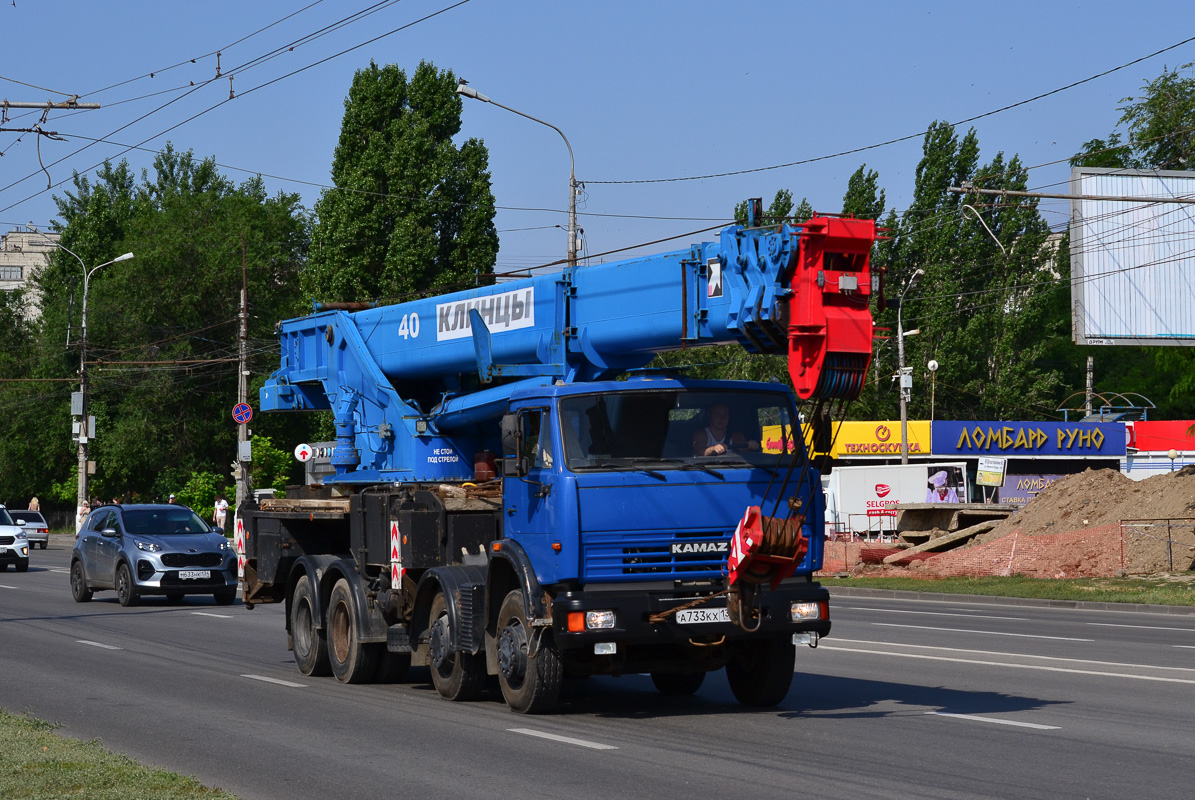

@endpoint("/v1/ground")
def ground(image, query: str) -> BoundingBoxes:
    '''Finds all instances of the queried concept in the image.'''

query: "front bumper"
[0,544,29,563]
[132,557,238,594]
[550,580,831,650]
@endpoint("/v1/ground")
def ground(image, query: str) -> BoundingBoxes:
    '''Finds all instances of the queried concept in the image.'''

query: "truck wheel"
[726,636,796,707]
[115,563,140,607]
[496,589,562,714]
[70,561,93,602]
[291,575,331,676]
[650,670,706,696]
[428,591,485,701]
[374,647,411,683]
[328,578,378,684]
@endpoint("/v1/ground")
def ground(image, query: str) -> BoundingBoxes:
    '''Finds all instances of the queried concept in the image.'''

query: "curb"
[827,585,1195,616]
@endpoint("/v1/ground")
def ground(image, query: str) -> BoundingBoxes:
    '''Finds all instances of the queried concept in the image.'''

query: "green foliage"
[1116,63,1195,170]
[175,471,225,520]
[249,435,296,493]
[304,60,499,302]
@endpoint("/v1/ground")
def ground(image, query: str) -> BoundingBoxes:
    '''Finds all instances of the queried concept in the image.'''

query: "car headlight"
[135,540,163,552]
[218,538,232,551]
[14,530,27,540]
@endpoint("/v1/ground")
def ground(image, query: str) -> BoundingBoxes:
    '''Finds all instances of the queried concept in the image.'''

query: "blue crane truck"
[238,203,877,713]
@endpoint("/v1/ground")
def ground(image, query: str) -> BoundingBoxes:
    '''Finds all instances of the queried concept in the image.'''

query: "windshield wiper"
[591,459,666,480]
[651,457,724,479]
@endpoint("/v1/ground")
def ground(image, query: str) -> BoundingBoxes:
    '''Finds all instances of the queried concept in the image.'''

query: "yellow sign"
[763,421,931,458]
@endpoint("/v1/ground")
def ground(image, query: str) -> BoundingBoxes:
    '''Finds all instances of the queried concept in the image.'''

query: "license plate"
[676,607,730,624]
[179,570,211,580]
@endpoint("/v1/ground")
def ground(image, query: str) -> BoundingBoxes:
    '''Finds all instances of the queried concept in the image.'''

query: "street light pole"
[456,82,578,268]
[29,225,132,509]
[897,269,924,465]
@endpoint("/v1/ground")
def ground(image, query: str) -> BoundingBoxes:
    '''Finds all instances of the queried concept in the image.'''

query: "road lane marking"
[835,638,1195,673]
[820,645,1195,684]
[77,640,121,650]
[1088,622,1195,632]
[192,612,233,619]
[1175,645,1195,649]
[872,623,1093,641]
[242,674,306,688]
[49,567,70,574]
[508,728,618,750]
[839,606,1027,621]
[0,584,18,590]
[928,712,1059,730]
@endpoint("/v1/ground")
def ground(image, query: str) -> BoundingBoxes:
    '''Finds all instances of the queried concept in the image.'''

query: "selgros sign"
[932,421,1125,457]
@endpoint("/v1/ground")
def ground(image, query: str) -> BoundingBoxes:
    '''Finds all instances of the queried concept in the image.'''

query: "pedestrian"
[168,493,176,504]
[213,495,229,530]
[28,496,39,512]
[76,501,90,533]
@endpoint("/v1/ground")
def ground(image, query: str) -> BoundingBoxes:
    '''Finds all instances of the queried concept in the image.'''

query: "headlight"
[136,541,163,552]
[218,538,233,551]
[15,530,27,540]
[791,601,821,621]
[585,610,616,629]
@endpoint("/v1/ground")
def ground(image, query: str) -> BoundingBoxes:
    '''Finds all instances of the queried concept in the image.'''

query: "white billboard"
[1070,167,1195,346]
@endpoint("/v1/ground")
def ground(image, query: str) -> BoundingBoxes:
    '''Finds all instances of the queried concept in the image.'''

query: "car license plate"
[179,570,211,580]
[676,607,730,624]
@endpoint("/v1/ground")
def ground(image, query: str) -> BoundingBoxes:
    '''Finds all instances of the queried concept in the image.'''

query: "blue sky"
[2,0,1192,276]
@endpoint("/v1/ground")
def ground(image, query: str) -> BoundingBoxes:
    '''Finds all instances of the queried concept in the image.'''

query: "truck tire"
[650,670,706,696]
[496,589,562,714]
[70,561,93,602]
[726,636,795,707]
[115,563,140,607]
[428,590,485,701]
[327,578,378,684]
[291,575,331,677]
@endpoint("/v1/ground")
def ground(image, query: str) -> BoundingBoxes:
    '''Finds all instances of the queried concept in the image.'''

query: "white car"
[11,509,49,549]
[0,505,30,572]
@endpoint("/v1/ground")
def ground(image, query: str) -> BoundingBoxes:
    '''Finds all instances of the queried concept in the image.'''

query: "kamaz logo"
[671,541,729,555]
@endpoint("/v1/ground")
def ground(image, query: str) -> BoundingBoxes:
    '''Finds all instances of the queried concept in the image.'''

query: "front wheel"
[496,589,562,714]
[726,636,796,707]
[428,591,485,701]
[327,578,377,684]
[650,670,706,696]
[291,575,330,676]
[70,561,93,602]
[115,563,140,607]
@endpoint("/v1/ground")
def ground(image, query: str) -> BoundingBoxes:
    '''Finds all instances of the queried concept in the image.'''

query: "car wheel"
[70,561,93,602]
[15,559,29,573]
[40,542,48,550]
[496,589,562,714]
[290,575,330,676]
[115,563,140,607]
[0,563,7,572]
[327,578,378,684]
[428,590,486,701]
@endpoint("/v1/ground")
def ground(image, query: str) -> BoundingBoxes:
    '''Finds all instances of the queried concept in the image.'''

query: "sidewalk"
[829,584,1195,616]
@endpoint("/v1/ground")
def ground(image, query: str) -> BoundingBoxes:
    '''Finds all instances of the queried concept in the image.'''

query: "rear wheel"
[428,591,485,701]
[40,542,48,550]
[115,563,140,607]
[327,578,377,684]
[291,575,330,676]
[726,636,795,707]
[496,589,562,714]
[650,670,706,696]
[70,561,92,602]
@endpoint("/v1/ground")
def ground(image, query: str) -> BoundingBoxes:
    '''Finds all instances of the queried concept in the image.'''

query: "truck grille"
[583,532,729,580]
[162,552,223,568]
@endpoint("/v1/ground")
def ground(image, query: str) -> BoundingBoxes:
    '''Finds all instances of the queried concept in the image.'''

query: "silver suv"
[0,505,30,572]
[70,504,236,606]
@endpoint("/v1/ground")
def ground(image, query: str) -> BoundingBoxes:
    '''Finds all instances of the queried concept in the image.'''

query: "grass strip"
[0,708,238,800]
[821,574,1195,606]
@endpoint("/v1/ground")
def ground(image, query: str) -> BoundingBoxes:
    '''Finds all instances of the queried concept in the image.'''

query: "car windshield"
[0,508,13,526]
[559,389,802,471]
[12,511,45,525]
[122,509,210,535]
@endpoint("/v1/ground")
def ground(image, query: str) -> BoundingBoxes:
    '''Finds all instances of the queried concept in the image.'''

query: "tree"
[304,61,499,302]
[0,145,315,506]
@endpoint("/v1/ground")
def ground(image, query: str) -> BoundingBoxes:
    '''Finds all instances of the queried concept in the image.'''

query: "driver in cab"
[692,403,759,456]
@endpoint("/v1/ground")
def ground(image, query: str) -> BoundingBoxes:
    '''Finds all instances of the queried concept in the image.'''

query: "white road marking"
[1175,645,1195,649]
[872,622,1093,641]
[242,674,306,688]
[928,712,1059,730]
[49,567,71,574]
[192,612,233,619]
[839,606,1027,621]
[0,584,18,590]
[820,645,1195,685]
[508,728,618,750]
[836,638,1195,673]
[1088,622,1195,632]
[77,640,121,650]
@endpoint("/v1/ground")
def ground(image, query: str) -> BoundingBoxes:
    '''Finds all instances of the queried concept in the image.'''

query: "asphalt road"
[2,538,1193,800]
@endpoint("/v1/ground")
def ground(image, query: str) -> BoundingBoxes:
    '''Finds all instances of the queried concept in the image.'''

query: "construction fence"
[818,519,1195,578]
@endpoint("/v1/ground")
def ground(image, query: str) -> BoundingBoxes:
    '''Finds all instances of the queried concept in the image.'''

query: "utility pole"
[1085,356,1094,417]
[897,269,924,465]
[236,236,250,510]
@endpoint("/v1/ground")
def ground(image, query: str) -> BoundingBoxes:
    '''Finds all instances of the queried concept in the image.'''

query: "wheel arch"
[410,565,488,658]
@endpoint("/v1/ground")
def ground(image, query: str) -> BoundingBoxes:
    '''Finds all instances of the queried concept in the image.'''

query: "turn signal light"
[567,612,585,632]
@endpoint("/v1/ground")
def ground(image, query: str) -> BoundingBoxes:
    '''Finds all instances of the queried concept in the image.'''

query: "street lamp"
[28,224,132,510]
[456,81,579,269]
[896,268,924,465]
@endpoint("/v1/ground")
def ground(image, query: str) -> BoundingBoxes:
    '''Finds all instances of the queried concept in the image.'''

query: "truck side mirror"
[500,413,522,457]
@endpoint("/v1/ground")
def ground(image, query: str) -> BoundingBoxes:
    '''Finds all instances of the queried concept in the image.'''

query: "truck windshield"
[558,389,802,472]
